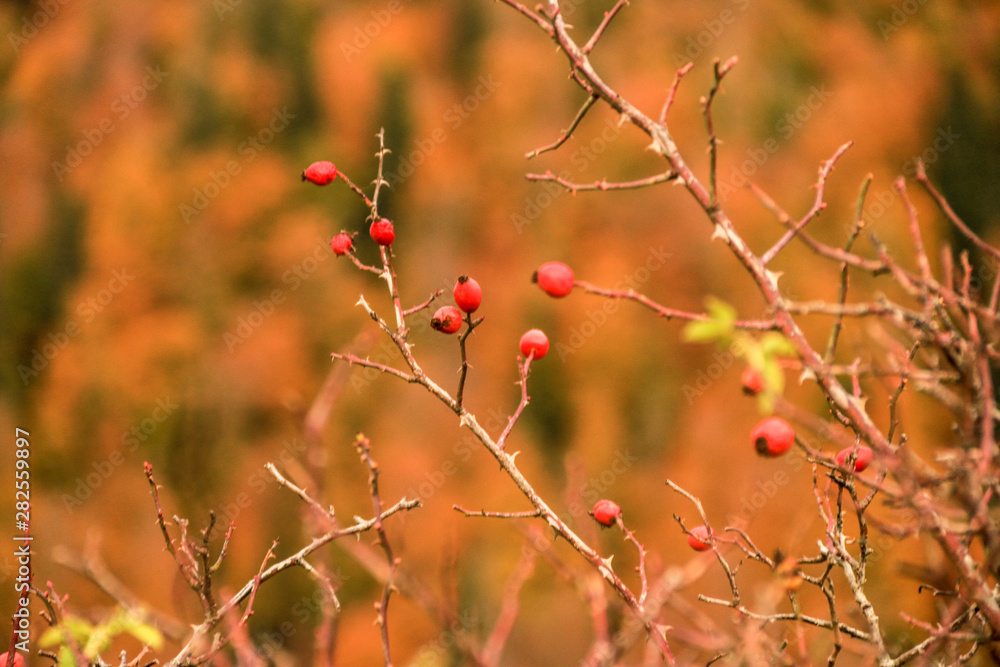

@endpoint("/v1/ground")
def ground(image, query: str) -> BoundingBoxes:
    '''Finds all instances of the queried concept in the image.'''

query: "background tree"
[1,0,999,664]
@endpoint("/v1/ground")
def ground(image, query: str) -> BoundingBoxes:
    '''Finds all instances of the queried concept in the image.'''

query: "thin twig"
[760,141,853,265]
[576,279,773,329]
[481,549,537,667]
[452,506,544,519]
[582,0,629,54]
[659,62,694,124]
[702,56,739,207]
[355,434,398,667]
[915,160,1000,264]
[456,313,485,410]
[526,94,598,159]
[525,169,678,191]
[497,355,534,450]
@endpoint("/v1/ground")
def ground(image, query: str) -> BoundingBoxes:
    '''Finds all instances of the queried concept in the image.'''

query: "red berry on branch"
[836,445,873,472]
[0,652,26,667]
[751,417,796,457]
[302,161,337,185]
[741,366,765,395]
[370,219,395,246]
[592,499,621,526]
[687,525,713,551]
[533,261,575,298]
[330,232,354,256]
[431,306,463,334]
[453,275,482,313]
[519,329,549,360]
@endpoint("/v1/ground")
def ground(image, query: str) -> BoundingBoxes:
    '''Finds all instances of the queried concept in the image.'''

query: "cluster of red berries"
[328,218,394,256]
[302,161,395,255]
[308,161,549,358]
[589,415,865,549]
[431,276,482,334]
[515,260,574,358]
[428,274,550,360]
[312,161,873,555]
[591,497,717,553]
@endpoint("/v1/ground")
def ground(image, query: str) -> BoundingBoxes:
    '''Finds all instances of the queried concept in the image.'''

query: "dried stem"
[355,435,398,667]
[526,94,598,159]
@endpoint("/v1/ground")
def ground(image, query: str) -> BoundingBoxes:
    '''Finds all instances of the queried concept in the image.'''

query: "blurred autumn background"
[1,0,999,664]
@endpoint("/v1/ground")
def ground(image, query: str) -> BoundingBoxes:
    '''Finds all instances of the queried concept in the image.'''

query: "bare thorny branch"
[55,2,999,664]
[488,0,998,662]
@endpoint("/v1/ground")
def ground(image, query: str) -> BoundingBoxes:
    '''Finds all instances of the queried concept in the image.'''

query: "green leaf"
[683,297,738,343]
[761,332,796,357]
[683,319,728,343]
[116,614,163,649]
[57,647,76,667]
[762,356,785,395]
[743,340,765,370]
[39,617,94,647]
[38,626,64,648]
[756,390,776,414]
[705,296,738,326]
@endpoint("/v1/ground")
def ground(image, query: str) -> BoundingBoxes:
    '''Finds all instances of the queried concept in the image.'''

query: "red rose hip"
[592,499,621,526]
[836,445,873,472]
[431,306,463,334]
[0,652,25,667]
[533,261,575,298]
[751,417,795,457]
[687,525,713,551]
[302,161,337,185]
[330,232,354,256]
[370,218,395,246]
[741,366,764,395]
[519,329,549,360]
[453,275,482,313]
